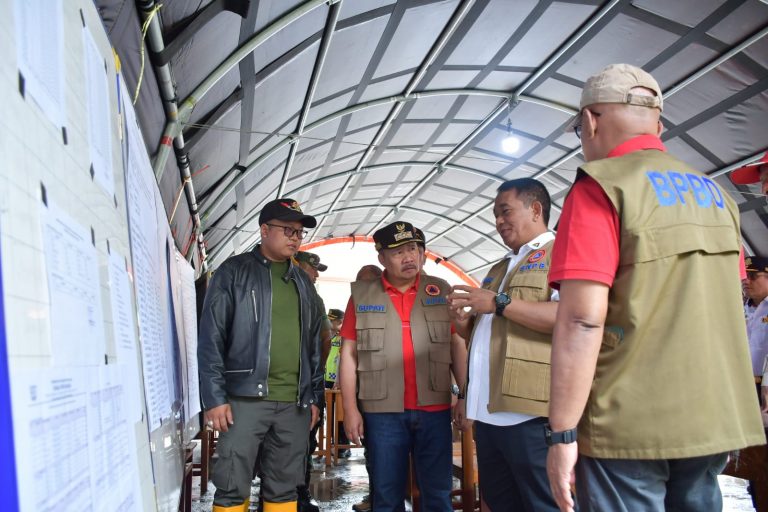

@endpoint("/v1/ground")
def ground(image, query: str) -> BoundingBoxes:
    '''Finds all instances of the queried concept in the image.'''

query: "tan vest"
[351,275,452,413]
[579,149,765,459]
[469,239,555,417]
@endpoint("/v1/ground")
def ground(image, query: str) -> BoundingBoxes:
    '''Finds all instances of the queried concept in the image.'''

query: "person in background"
[544,63,764,512]
[325,308,345,388]
[730,150,768,197]
[324,308,352,458]
[730,151,768,417]
[292,250,333,512]
[340,222,464,512]
[198,198,324,512]
[744,256,768,396]
[448,178,560,511]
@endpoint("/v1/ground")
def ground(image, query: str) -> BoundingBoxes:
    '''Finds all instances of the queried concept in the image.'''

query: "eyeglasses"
[574,110,601,140]
[746,272,767,281]
[266,223,308,240]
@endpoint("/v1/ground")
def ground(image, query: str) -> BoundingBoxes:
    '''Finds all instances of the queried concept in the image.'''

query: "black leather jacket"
[198,246,324,410]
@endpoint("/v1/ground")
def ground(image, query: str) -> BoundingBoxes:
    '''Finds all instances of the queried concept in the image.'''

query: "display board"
[0,223,19,512]
[0,1,199,510]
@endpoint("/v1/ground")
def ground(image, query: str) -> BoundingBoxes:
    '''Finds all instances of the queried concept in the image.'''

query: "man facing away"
[339,221,466,512]
[198,198,325,512]
[545,63,765,512]
[448,178,561,511]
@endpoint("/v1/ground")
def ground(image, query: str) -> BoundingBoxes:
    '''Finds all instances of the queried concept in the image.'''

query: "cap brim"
[317,263,328,272]
[275,211,317,228]
[379,239,419,250]
[730,164,762,185]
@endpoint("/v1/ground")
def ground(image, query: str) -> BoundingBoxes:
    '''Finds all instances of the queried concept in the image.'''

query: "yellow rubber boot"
[212,498,249,512]
[263,501,297,512]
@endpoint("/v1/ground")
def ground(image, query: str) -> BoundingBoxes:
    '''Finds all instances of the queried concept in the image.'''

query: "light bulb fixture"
[501,117,520,154]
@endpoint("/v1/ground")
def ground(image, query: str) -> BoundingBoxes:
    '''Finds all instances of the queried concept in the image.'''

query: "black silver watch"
[544,423,578,446]
[450,384,465,400]
[494,292,511,316]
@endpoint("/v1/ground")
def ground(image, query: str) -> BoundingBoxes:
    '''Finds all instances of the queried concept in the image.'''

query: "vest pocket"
[507,274,549,303]
[356,328,385,351]
[427,321,451,343]
[428,344,452,392]
[502,341,551,402]
[357,352,387,400]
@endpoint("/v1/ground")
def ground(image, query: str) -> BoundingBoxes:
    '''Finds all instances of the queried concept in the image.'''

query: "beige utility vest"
[579,149,765,459]
[351,275,453,413]
[469,239,555,417]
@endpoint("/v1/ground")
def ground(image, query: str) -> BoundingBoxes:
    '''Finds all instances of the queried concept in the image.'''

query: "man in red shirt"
[339,222,465,512]
[731,150,768,197]
[545,64,764,512]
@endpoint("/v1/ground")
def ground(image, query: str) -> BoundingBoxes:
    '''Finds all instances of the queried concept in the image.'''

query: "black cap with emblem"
[259,198,317,228]
[373,221,420,251]
[745,256,768,273]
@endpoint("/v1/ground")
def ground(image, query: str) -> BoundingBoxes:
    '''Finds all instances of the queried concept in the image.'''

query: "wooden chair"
[179,445,194,512]
[329,389,361,464]
[191,428,216,495]
[313,389,333,466]
[451,426,478,512]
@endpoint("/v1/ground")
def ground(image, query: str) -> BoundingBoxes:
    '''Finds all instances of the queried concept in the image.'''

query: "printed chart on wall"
[122,78,174,431]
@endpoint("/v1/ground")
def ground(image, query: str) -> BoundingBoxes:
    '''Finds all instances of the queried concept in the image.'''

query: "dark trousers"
[213,398,310,507]
[474,418,560,512]
[575,453,728,512]
[364,409,453,512]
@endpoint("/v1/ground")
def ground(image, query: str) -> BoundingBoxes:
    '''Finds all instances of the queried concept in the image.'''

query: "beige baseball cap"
[568,63,663,131]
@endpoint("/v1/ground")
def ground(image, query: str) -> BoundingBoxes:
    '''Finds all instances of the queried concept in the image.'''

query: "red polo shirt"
[549,134,746,287]
[341,273,450,411]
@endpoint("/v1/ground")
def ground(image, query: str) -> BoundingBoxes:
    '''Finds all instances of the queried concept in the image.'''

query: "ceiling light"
[501,118,520,154]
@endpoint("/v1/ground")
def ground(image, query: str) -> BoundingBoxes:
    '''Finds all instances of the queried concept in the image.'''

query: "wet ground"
[191,447,755,511]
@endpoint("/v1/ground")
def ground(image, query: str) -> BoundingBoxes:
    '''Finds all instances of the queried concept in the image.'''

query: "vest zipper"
[251,289,259,381]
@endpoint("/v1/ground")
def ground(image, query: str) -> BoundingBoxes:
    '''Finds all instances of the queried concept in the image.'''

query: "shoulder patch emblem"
[425,284,440,296]
[528,249,546,263]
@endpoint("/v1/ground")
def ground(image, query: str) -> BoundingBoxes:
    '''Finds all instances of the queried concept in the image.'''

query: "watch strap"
[544,423,578,446]
[494,293,511,316]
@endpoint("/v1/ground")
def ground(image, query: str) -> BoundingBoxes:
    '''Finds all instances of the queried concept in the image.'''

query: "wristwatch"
[450,384,465,400]
[494,292,511,316]
[544,423,578,446]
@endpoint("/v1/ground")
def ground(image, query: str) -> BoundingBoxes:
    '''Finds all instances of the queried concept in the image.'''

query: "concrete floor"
[191,447,755,512]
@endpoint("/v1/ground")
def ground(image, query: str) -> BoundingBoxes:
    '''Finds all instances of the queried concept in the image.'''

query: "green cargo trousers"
[212,398,311,508]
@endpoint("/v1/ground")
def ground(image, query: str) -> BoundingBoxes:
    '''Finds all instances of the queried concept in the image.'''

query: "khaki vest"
[469,239,555,417]
[351,275,453,413]
[579,150,765,459]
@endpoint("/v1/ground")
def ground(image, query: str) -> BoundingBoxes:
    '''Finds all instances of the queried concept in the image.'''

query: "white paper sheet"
[83,26,114,197]
[107,250,143,422]
[13,0,66,129]
[123,95,172,430]
[178,255,200,420]
[87,364,142,512]
[42,202,106,367]
[10,366,142,512]
[10,368,94,512]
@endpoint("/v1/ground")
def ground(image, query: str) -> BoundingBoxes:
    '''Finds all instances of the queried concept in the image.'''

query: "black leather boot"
[297,486,320,512]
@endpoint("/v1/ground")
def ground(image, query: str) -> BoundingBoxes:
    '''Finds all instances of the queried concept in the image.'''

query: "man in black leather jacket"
[198,198,324,512]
